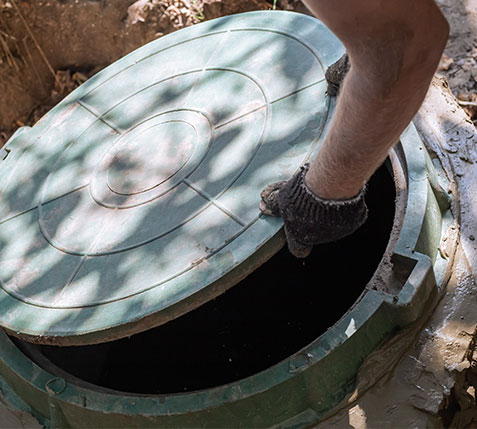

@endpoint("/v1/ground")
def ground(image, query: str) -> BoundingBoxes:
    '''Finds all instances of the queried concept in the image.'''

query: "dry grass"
[0,0,59,87]
[0,6,24,73]
[0,0,61,145]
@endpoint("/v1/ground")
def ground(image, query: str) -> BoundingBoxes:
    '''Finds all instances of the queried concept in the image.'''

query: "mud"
[435,0,477,116]
[366,148,408,297]
[317,77,477,429]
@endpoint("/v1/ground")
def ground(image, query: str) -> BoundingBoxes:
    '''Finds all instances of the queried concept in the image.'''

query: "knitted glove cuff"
[278,163,368,245]
[325,53,350,96]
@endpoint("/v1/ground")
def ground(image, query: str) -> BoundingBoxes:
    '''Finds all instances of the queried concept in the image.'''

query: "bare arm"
[302,0,449,199]
[259,0,449,257]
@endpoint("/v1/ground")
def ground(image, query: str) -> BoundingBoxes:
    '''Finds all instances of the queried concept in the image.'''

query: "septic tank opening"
[17,163,395,395]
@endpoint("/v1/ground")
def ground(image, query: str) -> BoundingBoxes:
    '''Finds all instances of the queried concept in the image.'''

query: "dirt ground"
[0,0,273,145]
[436,0,477,123]
[0,0,475,146]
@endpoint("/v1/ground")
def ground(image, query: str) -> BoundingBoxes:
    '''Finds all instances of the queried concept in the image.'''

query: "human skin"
[301,0,449,199]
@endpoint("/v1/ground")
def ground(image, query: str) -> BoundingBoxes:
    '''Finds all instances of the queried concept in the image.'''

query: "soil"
[0,0,475,146]
[436,0,477,125]
[0,0,273,145]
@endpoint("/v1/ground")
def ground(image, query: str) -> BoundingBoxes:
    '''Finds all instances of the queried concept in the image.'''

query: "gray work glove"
[325,53,350,96]
[258,53,361,258]
[259,164,368,258]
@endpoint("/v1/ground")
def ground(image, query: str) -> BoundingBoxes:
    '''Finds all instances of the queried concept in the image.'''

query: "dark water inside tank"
[24,163,395,394]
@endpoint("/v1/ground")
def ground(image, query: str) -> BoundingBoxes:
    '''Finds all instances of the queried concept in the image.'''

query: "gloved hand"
[325,53,350,96]
[259,164,368,258]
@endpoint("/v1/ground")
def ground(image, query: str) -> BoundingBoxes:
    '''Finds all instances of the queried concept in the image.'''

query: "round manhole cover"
[106,120,197,195]
[0,11,342,345]
[0,11,458,428]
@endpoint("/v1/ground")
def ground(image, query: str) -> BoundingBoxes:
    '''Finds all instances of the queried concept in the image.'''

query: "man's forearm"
[302,0,449,199]
[259,0,449,256]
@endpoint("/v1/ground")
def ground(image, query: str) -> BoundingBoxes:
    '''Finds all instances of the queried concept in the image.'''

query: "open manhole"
[16,164,394,395]
[0,11,456,428]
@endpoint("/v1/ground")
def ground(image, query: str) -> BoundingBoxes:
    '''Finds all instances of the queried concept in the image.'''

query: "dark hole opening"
[20,163,395,394]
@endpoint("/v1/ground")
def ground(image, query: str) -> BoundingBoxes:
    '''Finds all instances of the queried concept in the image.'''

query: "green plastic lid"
[0,11,343,345]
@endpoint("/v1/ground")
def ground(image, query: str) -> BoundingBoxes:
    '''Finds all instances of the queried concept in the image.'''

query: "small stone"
[470,235,475,241]
[438,54,454,71]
